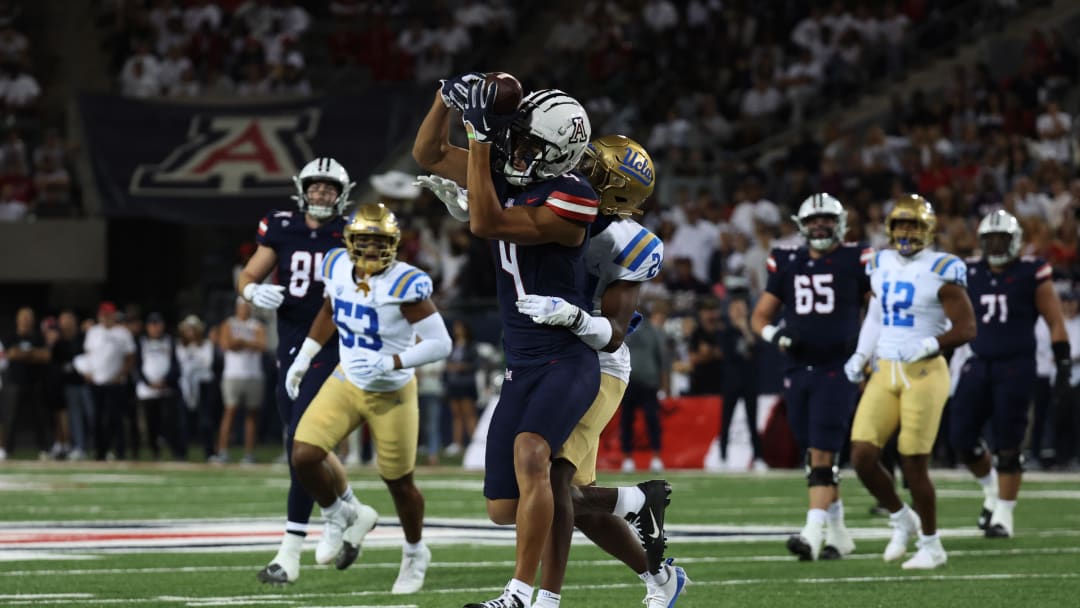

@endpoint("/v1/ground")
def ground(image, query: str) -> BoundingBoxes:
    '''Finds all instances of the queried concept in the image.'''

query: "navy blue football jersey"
[255,210,347,363]
[967,256,1053,359]
[765,243,872,365]
[490,170,599,366]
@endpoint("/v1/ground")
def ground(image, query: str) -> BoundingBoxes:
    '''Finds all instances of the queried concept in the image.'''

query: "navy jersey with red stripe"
[490,170,599,366]
[255,210,347,363]
[765,243,872,365]
[967,256,1053,359]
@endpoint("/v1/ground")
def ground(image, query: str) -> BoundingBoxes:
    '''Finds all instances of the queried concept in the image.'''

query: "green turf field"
[1,463,1078,607]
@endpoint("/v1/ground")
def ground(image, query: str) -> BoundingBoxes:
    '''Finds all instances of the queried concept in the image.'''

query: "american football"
[485,71,523,114]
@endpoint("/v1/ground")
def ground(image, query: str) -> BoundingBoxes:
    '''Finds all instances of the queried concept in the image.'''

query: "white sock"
[806,508,828,527]
[276,531,303,559]
[643,567,670,586]
[889,504,911,521]
[507,578,533,604]
[827,499,845,524]
[534,589,560,607]
[918,532,939,545]
[977,471,998,509]
[284,520,308,536]
[999,499,1016,512]
[321,498,343,517]
[340,486,356,503]
[404,540,425,554]
[613,486,646,518]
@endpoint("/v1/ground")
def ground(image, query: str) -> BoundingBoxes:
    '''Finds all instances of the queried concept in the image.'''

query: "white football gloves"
[285,338,322,400]
[844,352,868,384]
[415,174,470,222]
[515,295,584,328]
[898,336,940,362]
[243,283,285,309]
[347,348,394,380]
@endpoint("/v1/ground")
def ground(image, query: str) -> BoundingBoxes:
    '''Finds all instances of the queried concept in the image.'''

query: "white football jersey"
[319,249,433,391]
[585,219,664,382]
[866,248,966,361]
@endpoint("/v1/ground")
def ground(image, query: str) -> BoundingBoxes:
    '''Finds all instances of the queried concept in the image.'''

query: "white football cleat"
[786,520,825,561]
[985,504,1014,538]
[901,536,947,570]
[315,502,357,565]
[391,543,432,594]
[883,508,921,562]
[336,503,379,570]
[822,521,856,559]
[645,558,690,608]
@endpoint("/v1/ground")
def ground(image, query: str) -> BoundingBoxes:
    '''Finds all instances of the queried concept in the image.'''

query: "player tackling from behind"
[843,194,976,570]
[287,203,451,593]
[750,193,868,562]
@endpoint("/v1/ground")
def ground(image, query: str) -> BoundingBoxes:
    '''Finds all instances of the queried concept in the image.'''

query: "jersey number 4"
[333,300,383,350]
[881,281,915,327]
[794,274,834,314]
[288,251,325,298]
[980,293,1008,323]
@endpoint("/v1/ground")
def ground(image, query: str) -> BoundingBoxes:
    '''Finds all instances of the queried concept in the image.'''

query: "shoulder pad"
[320,247,349,282]
[613,227,663,272]
[386,264,433,302]
[767,246,801,273]
[866,249,886,272]
[930,253,963,277]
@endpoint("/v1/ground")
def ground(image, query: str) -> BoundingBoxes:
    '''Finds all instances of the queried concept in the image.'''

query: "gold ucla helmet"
[886,194,937,256]
[344,203,401,277]
[578,134,656,218]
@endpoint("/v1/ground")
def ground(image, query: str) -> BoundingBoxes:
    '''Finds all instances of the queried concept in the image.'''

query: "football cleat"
[901,536,947,570]
[391,543,431,594]
[985,504,1014,538]
[883,508,921,562]
[315,502,358,565]
[786,520,824,561]
[256,561,296,585]
[977,506,993,531]
[336,503,379,570]
[822,522,856,560]
[626,480,672,574]
[645,558,690,608]
[463,586,528,608]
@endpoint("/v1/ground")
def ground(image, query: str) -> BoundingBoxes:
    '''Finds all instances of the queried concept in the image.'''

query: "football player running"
[843,195,976,570]
[287,203,451,593]
[750,193,869,562]
[238,157,353,585]
[950,210,1069,538]
[421,136,686,607]
[414,76,601,608]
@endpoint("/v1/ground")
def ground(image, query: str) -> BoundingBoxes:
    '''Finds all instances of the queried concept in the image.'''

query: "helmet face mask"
[794,193,846,251]
[579,134,655,218]
[494,89,591,186]
[292,158,354,220]
[886,194,936,256]
[977,209,1022,266]
[344,203,400,277]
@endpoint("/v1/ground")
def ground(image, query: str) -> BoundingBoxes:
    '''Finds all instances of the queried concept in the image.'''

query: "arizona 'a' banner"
[78,91,429,224]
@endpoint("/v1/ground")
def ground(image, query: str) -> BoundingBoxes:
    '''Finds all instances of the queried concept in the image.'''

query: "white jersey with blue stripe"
[585,218,664,382]
[318,249,433,391]
[866,248,966,361]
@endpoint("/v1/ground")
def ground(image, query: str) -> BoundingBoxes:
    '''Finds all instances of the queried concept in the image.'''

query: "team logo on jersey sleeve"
[130,109,319,196]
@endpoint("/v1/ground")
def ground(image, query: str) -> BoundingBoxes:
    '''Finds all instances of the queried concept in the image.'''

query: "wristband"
[762,324,779,343]
[298,337,321,361]
[1052,341,1071,366]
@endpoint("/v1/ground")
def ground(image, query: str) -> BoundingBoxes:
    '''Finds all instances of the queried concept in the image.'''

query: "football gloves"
[515,295,585,329]
[462,79,513,144]
[243,283,285,309]
[414,174,470,222]
[843,352,868,384]
[347,348,394,380]
[439,71,484,112]
[284,356,309,401]
[761,324,799,353]
[897,336,940,362]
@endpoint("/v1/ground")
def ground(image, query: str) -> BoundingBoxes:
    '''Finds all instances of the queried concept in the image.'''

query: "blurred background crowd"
[2,0,1080,470]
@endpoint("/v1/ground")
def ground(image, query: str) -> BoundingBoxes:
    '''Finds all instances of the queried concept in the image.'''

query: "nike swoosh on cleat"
[648,509,661,539]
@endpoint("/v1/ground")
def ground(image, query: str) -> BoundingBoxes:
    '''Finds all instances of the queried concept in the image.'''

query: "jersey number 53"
[333,300,383,350]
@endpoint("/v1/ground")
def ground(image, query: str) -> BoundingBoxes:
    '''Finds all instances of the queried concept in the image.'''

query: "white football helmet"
[292,157,355,220]
[793,193,847,251]
[978,209,1023,266]
[495,89,592,186]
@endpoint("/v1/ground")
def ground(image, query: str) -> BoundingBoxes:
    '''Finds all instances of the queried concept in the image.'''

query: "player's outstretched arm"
[412,91,469,186]
[516,280,640,352]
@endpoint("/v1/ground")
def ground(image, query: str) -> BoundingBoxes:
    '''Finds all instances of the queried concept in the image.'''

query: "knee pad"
[994,449,1024,473]
[959,439,989,465]
[807,465,839,487]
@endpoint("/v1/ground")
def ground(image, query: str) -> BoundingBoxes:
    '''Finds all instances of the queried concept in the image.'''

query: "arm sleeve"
[398,312,453,369]
[854,296,882,359]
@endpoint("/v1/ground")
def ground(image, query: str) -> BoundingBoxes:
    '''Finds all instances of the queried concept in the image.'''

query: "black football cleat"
[977,507,992,531]
[626,479,672,574]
